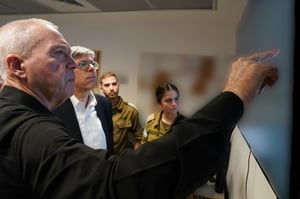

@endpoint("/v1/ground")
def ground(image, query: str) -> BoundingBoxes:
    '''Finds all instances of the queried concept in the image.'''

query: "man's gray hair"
[71,46,96,59]
[0,18,58,69]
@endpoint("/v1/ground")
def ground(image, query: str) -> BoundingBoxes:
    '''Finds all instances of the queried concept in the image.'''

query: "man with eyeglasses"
[53,46,114,153]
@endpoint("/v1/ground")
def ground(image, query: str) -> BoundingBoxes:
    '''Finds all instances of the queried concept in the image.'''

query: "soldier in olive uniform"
[142,82,196,199]
[142,82,185,144]
[144,82,229,198]
[100,72,143,155]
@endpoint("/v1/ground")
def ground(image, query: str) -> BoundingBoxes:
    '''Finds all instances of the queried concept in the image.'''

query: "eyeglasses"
[77,60,99,71]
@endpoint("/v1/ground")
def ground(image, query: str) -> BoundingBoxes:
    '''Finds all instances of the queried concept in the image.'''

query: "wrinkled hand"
[223,49,280,107]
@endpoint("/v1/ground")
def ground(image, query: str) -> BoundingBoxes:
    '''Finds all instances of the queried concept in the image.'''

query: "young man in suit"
[53,46,114,153]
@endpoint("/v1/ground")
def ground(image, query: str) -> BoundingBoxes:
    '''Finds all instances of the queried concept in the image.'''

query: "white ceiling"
[0,0,217,15]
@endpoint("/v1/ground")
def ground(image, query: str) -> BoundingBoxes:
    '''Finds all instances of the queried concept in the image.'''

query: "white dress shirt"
[70,92,107,149]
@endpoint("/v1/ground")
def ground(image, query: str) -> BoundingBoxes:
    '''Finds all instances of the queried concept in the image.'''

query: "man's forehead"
[103,81,117,84]
[103,76,117,81]
[103,78,118,85]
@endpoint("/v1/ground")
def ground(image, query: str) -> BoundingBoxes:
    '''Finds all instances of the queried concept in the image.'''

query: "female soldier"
[142,82,185,143]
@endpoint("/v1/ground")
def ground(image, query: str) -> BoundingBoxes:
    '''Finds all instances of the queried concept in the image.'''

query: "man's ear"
[6,55,26,78]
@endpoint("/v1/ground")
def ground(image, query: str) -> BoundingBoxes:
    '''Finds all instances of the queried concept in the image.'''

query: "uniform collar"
[114,96,123,110]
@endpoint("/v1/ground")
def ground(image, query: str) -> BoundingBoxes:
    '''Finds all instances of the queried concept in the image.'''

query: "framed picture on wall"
[93,50,101,94]
[137,52,234,122]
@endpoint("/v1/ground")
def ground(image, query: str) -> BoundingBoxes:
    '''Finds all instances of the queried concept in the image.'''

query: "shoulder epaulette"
[146,113,155,122]
[127,102,138,110]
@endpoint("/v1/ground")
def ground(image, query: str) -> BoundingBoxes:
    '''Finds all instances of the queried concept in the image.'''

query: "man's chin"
[51,97,68,110]
[52,90,73,110]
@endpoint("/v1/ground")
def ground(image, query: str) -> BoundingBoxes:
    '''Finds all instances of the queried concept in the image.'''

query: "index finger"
[247,48,280,62]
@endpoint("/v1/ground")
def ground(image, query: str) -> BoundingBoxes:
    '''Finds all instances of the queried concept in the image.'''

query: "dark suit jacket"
[53,94,114,153]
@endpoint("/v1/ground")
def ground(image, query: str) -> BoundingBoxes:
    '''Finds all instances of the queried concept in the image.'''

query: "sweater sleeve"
[113,92,243,199]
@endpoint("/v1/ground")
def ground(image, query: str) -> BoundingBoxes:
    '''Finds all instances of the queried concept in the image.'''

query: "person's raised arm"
[223,48,280,107]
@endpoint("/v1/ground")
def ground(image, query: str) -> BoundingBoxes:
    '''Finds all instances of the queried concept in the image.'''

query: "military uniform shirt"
[112,97,143,155]
[142,111,185,144]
